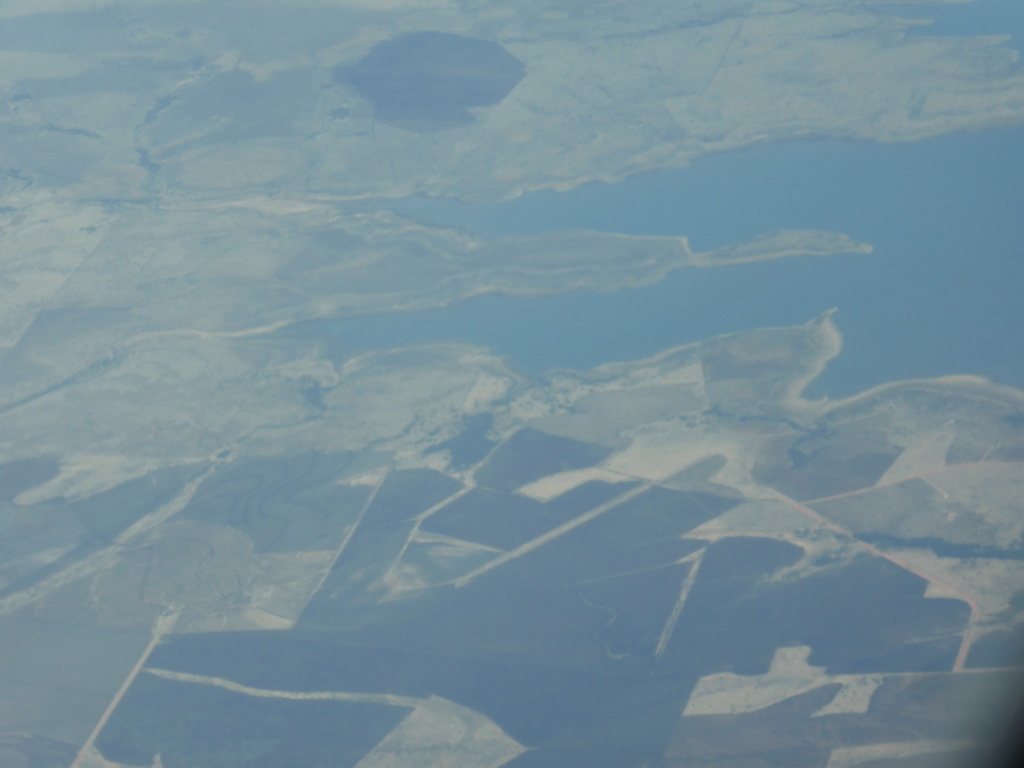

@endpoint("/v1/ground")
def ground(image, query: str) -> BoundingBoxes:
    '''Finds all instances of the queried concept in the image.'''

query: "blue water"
[324,123,1024,399]
[893,0,1023,43]
[317,3,1024,399]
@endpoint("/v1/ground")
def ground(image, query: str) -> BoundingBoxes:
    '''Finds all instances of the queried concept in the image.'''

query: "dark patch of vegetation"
[96,673,409,768]
[0,457,60,502]
[474,428,613,492]
[990,441,1024,461]
[147,628,691,759]
[426,413,496,470]
[664,548,970,678]
[362,468,462,528]
[421,481,633,550]
[336,32,525,132]
[578,562,692,657]
[759,449,900,502]
[966,625,1024,669]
